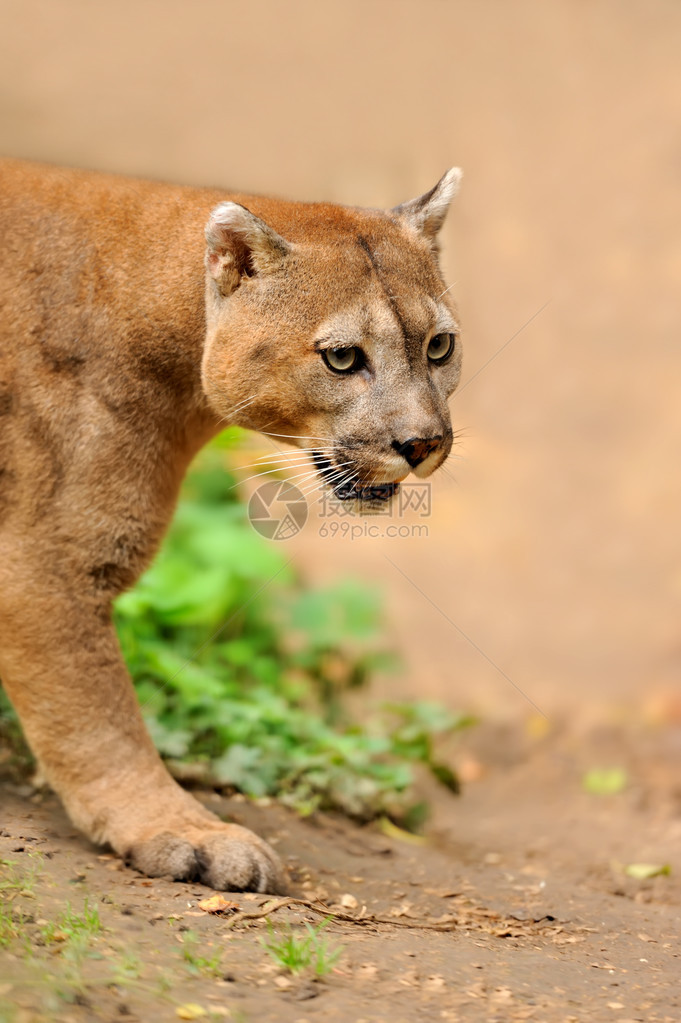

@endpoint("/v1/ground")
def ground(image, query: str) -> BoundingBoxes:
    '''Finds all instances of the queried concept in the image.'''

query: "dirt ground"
[2,718,681,1022]
[2,0,681,1020]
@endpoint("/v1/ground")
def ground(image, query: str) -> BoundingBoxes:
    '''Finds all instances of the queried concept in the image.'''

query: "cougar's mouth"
[312,453,399,503]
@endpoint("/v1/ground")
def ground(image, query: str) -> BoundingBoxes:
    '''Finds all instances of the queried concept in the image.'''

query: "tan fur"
[0,159,461,892]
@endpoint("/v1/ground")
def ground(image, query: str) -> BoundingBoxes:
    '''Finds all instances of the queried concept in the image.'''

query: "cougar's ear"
[393,167,462,241]
[205,202,291,296]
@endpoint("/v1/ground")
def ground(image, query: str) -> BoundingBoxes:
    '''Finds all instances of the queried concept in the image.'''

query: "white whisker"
[287,468,326,491]
[301,464,357,499]
[261,431,337,443]
[229,458,313,475]
[254,447,336,462]
[436,282,457,301]
[232,463,337,491]
[214,396,259,427]
[230,451,335,475]
[439,464,458,484]
[232,456,355,492]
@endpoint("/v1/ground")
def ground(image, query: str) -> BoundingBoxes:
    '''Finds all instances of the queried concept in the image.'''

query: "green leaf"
[430,761,461,794]
[624,863,671,880]
[582,768,628,796]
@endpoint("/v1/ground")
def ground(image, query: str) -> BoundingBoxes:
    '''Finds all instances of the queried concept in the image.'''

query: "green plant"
[111,948,142,982]
[111,430,472,827]
[0,692,33,775]
[0,853,42,897]
[40,898,101,946]
[0,901,20,948]
[262,916,342,976]
[180,930,222,977]
[31,900,102,1004]
[0,855,42,950]
[155,971,173,994]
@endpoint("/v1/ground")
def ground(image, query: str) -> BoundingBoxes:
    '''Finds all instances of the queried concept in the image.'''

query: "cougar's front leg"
[0,562,285,893]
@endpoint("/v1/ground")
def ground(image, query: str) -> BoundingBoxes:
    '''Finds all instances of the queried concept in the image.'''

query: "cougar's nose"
[392,436,442,468]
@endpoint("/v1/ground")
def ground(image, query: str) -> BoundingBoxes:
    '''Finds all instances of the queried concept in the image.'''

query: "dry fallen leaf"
[388,901,415,918]
[198,894,239,915]
[176,1005,207,1020]
[273,975,293,990]
[380,818,428,846]
[397,968,420,988]
[624,863,671,880]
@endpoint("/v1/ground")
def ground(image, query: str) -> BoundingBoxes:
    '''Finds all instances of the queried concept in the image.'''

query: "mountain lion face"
[202,170,462,504]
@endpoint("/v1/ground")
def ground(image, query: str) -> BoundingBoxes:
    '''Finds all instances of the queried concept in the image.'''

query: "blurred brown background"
[2,0,680,726]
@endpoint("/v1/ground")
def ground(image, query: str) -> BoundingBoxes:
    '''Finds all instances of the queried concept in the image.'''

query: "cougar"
[0,159,462,892]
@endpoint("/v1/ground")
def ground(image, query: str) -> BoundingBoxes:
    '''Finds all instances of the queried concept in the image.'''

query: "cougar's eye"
[427,332,455,363]
[322,346,364,373]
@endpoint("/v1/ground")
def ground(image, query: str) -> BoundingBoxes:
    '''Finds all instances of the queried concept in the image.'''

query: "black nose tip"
[392,436,442,468]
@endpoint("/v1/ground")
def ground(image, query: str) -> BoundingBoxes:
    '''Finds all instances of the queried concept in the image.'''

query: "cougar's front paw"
[125,823,286,894]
